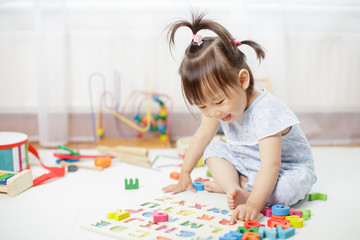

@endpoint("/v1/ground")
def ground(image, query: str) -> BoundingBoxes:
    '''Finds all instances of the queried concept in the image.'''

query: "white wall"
[0,0,360,145]
[0,0,359,114]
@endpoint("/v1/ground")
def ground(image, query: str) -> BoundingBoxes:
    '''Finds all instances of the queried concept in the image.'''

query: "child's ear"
[238,69,250,90]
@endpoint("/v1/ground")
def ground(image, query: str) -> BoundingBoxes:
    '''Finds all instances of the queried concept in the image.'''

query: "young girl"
[162,12,316,222]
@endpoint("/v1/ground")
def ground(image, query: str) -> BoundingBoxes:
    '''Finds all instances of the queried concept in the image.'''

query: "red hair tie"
[233,38,242,46]
[192,34,203,46]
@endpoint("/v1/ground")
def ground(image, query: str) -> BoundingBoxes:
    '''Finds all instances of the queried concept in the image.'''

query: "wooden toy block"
[170,172,180,180]
[261,206,272,217]
[229,230,243,239]
[237,226,259,233]
[0,169,33,197]
[194,177,210,182]
[107,209,130,221]
[192,181,205,191]
[259,226,277,240]
[290,208,302,217]
[295,209,311,220]
[125,178,139,190]
[267,218,291,229]
[244,221,265,229]
[272,204,290,216]
[308,192,327,201]
[97,145,151,167]
[285,215,304,228]
[276,225,295,239]
[94,156,112,168]
[219,234,237,240]
[242,231,260,240]
[153,210,169,223]
[272,214,287,220]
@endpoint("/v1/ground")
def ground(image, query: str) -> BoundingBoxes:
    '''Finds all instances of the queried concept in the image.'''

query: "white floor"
[1,146,359,240]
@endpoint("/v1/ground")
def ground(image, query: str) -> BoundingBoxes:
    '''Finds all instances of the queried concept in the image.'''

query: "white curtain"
[34,0,69,146]
[0,0,359,145]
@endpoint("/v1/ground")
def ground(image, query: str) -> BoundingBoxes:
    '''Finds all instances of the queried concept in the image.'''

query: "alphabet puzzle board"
[81,194,256,239]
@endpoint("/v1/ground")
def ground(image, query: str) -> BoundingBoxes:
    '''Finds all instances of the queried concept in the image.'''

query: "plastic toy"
[125,178,139,190]
[308,192,327,201]
[153,210,169,223]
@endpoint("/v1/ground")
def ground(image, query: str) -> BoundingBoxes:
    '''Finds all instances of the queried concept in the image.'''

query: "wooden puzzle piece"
[92,220,111,228]
[308,192,327,201]
[110,225,128,232]
[242,231,261,240]
[125,178,139,190]
[141,202,160,208]
[285,215,304,228]
[258,227,277,240]
[272,205,290,216]
[107,209,130,221]
[295,209,311,220]
[153,210,169,223]
[276,225,295,239]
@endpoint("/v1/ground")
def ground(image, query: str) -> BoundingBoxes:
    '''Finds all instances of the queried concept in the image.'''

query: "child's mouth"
[221,114,231,121]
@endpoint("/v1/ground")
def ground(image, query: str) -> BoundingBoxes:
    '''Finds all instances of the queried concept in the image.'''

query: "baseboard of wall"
[1,112,359,146]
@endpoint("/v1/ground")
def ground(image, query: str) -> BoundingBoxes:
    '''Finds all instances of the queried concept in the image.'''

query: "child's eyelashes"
[216,99,225,105]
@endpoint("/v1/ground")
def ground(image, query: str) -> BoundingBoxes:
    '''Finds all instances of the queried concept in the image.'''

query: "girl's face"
[197,82,248,123]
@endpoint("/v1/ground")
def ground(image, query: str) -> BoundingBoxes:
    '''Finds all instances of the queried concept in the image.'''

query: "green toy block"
[295,209,311,221]
[237,226,259,233]
[308,192,327,201]
[125,178,139,190]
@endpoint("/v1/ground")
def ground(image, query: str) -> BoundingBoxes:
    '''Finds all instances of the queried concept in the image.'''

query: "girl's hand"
[230,203,260,223]
[162,171,196,194]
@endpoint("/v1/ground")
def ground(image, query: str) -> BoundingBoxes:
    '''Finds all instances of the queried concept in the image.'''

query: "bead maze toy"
[0,169,33,197]
[81,193,319,240]
[88,73,173,147]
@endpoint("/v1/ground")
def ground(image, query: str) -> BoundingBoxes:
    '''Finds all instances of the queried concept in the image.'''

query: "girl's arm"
[162,115,220,194]
[231,132,282,221]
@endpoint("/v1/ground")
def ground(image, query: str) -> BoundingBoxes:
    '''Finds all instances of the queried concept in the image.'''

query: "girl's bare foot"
[227,187,250,210]
[204,181,225,193]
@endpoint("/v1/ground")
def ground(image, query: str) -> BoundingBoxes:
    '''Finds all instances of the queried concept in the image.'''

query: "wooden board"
[81,194,246,239]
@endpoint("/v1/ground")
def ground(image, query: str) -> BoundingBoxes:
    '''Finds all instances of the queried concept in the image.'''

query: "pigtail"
[166,11,237,58]
[238,40,265,63]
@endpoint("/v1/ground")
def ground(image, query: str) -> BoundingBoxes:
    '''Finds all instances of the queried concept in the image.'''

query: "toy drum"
[0,132,29,172]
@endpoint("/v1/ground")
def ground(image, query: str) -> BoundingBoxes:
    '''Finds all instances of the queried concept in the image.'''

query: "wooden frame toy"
[0,169,33,197]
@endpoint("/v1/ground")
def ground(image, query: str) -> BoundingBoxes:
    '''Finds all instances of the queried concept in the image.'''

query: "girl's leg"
[205,157,250,209]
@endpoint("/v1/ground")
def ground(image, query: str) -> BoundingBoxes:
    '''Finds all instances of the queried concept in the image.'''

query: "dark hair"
[167,11,265,106]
